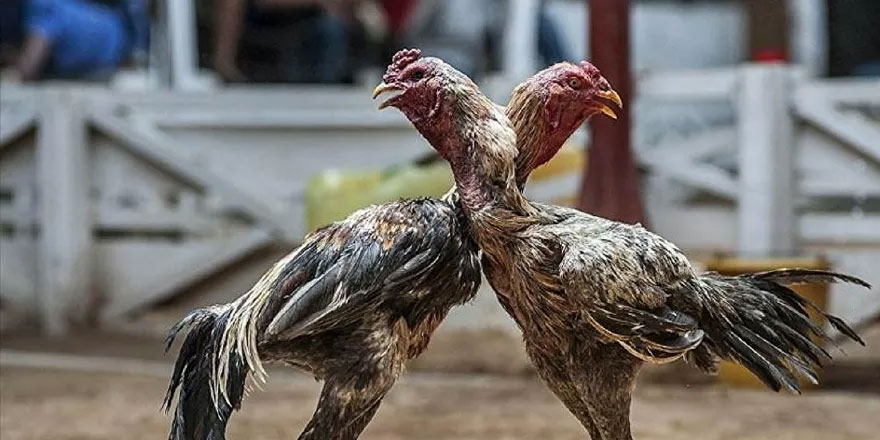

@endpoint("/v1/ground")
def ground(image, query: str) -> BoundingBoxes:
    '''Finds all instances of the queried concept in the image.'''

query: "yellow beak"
[595,89,623,120]
[372,82,394,99]
[372,82,404,109]
[598,89,624,109]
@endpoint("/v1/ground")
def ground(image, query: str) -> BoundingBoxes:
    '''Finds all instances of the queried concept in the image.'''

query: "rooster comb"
[578,61,603,81]
[384,48,422,82]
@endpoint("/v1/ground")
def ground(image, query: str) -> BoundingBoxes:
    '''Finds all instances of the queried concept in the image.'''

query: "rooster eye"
[410,71,424,81]
[567,78,581,89]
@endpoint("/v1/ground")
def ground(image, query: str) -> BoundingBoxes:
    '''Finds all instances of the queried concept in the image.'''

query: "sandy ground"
[1,325,878,439]
[1,365,879,440]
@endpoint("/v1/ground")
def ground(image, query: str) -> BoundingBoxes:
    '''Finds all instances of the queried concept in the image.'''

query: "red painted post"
[579,0,646,225]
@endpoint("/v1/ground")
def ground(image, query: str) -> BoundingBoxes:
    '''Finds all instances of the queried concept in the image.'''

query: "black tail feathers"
[690,269,870,394]
[163,308,247,440]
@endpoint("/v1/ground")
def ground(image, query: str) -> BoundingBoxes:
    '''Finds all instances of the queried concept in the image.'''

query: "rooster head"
[525,60,622,129]
[508,61,623,177]
[373,49,490,155]
[373,49,480,121]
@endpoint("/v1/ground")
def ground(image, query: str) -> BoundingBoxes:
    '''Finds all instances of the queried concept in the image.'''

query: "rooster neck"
[431,92,524,214]
[508,81,588,190]
[508,83,549,189]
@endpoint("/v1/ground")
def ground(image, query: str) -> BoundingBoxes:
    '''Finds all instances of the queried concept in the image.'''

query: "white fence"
[1,65,878,334]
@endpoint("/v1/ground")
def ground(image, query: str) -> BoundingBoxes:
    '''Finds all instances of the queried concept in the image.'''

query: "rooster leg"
[297,364,400,440]
[297,322,408,440]
[527,346,602,438]
[338,399,383,439]
[572,343,642,440]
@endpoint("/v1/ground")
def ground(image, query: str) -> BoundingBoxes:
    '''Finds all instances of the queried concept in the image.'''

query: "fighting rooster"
[163,49,590,440]
[162,52,482,440]
[375,56,869,440]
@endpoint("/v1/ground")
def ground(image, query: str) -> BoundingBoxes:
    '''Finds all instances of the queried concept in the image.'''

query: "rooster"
[375,57,869,440]
[164,49,599,440]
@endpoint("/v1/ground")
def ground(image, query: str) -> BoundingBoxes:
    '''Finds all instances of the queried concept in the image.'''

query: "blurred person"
[0,0,24,68]
[214,0,354,83]
[829,0,880,77]
[14,0,148,81]
[384,0,494,79]
[379,0,571,81]
[536,0,570,66]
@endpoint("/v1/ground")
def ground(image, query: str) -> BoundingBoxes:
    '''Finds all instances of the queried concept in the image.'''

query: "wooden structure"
[1,66,879,334]
[580,0,645,225]
[0,86,427,333]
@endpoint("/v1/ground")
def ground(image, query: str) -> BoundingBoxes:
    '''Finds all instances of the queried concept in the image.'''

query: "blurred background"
[1,0,879,439]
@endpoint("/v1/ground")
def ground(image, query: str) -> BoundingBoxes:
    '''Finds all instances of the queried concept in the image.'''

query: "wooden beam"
[737,64,796,256]
[88,111,298,240]
[144,109,412,129]
[636,128,738,199]
[102,229,272,319]
[636,69,737,101]
[797,103,880,166]
[580,0,646,225]
[637,128,735,166]
[36,89,93,334]
[646,162,738,200]
[0,109,35,148]
[800,214,880,244]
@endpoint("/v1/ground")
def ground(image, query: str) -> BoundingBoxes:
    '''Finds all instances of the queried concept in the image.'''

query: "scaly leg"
[570,344,642,440]
[528,346,602,439]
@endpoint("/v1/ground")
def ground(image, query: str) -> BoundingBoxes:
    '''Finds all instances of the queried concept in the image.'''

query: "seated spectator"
[15,0,148,81]
[0,1,24,68]
[214,0,352,83]
[391,0,492,79]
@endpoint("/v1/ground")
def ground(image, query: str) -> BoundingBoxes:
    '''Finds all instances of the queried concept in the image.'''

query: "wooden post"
[167,0,199,90]
[737,65,795,257]
[579,0,646,225]
[36,89,93,334]
[503,0,539,82]
[789,0,827,77]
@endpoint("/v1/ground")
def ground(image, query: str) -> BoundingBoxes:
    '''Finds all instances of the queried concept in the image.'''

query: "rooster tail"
[685,269,869,394]
[163,307,247,440]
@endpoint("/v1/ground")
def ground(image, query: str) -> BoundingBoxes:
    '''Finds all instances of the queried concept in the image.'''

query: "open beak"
[372,82,404,109]
[595,89,623,120]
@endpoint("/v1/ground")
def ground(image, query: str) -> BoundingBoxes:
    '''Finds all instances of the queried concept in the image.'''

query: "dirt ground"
[1,325,878,439]
[1,365,879,440]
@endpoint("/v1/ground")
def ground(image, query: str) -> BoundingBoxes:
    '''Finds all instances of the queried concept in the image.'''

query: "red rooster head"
[508,61,623,177]
[524,60,621,129]
[373,49,489,155]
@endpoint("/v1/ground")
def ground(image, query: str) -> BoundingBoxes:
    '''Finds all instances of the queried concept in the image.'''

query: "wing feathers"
[265,262,344,339]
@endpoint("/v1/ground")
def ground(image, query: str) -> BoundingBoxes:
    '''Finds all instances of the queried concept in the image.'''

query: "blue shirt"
[25,0,130,77]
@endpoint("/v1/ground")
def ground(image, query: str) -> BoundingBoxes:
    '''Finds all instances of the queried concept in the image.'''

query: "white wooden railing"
[1,66,878,334]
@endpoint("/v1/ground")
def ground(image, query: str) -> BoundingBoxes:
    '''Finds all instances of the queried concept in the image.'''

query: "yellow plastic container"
[705,256,830,390]
[305,146,587,232]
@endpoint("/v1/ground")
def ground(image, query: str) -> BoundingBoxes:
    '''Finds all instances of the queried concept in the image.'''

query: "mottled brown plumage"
[164,196,480,440]
[384,60,870,440]
[163,49,572,440]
